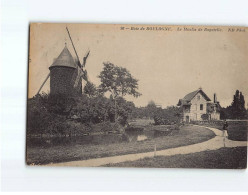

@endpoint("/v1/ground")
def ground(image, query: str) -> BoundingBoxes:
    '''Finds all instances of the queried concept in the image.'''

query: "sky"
[28,23,248,108]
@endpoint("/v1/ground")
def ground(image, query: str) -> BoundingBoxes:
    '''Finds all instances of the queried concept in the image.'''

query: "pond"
[27,126,173,147]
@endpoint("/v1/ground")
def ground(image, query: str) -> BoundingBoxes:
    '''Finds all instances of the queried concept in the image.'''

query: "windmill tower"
[49,44,82,95]
[36,27,90,96]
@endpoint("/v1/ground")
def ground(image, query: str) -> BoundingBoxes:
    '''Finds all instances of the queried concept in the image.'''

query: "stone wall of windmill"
[49,44,82,96]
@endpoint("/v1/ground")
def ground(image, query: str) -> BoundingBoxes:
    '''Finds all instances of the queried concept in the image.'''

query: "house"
[177,88,221,122]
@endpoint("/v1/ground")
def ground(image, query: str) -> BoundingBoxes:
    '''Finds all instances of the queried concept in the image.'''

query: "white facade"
[210,109,220,120]
[179,89,221,122]
[183,93,208,121]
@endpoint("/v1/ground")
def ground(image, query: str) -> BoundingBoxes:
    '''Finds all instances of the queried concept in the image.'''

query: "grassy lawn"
[198,121,247,141]
[26,125,215,165]
[104,147,247,169]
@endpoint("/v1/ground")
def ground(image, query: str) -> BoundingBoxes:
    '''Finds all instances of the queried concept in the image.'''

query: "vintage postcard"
[27,23,247,168]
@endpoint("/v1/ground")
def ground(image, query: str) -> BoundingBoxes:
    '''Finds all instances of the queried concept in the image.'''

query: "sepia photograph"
[26,23,247,168]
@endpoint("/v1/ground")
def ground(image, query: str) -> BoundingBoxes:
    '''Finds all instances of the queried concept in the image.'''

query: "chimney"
[214,93,217,103]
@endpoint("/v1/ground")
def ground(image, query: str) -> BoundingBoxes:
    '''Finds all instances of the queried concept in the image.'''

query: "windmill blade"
[36,73,50,96]
[82,50,90,67]
[66,27,90,86]
[81,50,90,81]
[66,26,81,67]
[82,70,88,81]
[73,67,89,88]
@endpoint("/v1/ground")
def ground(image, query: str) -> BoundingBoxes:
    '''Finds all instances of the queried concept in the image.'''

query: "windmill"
[36,27,90,96]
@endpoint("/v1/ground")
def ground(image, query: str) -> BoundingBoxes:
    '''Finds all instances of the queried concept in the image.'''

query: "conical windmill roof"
[49,44,77,69]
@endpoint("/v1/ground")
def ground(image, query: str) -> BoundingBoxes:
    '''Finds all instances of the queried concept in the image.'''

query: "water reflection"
[124,134,148,142]
[124,127,151,142]
[137,135,147,141]
[27,126,170,147]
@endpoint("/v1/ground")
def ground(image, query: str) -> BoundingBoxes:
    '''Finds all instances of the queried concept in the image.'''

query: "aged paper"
[27,23,247,168]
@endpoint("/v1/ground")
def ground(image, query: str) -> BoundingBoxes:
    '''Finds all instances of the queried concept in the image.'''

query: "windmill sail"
[66,27,90,88]
[83,50,90,67]
[73,66,84,88]
[66,27,81,67]
[36,73,50,96]
[73,63,89,88]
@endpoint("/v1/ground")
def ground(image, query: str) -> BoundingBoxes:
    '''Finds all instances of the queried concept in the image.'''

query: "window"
[197,95,200,100]
[200,104,203,110]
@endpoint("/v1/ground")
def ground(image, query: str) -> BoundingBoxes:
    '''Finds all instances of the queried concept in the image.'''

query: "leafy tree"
[98,62,141,122]
[146,100,158,119]
[83,81,98,97]
[27,93,68,136]
[240,92,245,108]
[230,90,247,119]
[40,93,77,116]
[153,106,182,125]
[221,90,247,119]
[115,97,135,126]
[148,100,156,106]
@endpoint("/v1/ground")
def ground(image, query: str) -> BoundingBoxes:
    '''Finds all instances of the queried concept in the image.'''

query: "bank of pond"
[26,124,180,148]
[26,120,247,148]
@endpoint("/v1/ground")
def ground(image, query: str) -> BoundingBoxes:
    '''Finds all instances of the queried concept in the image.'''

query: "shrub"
[153,106,182,125]
[201,114,209,121]
[27,93,135,136]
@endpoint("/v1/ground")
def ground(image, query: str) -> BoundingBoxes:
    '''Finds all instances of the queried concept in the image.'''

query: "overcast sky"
[29,23,248,108]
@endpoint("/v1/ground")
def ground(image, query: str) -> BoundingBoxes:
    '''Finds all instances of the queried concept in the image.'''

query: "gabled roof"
[183,89,199,101]
[177,88,211,106]
[49,45,77,69]
[184,88,211,101]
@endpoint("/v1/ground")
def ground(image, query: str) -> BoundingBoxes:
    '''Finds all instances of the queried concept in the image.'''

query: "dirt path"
[47,125,247,167]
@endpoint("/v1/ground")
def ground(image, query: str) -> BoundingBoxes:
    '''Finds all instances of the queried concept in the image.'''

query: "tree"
[98,62,141,122]
[231,90,247,119]
[146,100,158,119]
[83,81,98,97]
[221,90,247,119]
[27,93,69,137]
[153,106,182,125]
[240,92,245,108]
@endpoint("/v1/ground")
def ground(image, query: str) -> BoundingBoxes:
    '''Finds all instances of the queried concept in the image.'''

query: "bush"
[27,94,59,136]
[27,93,135,137]
[153,106,182,125]
[201,114,209,121]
